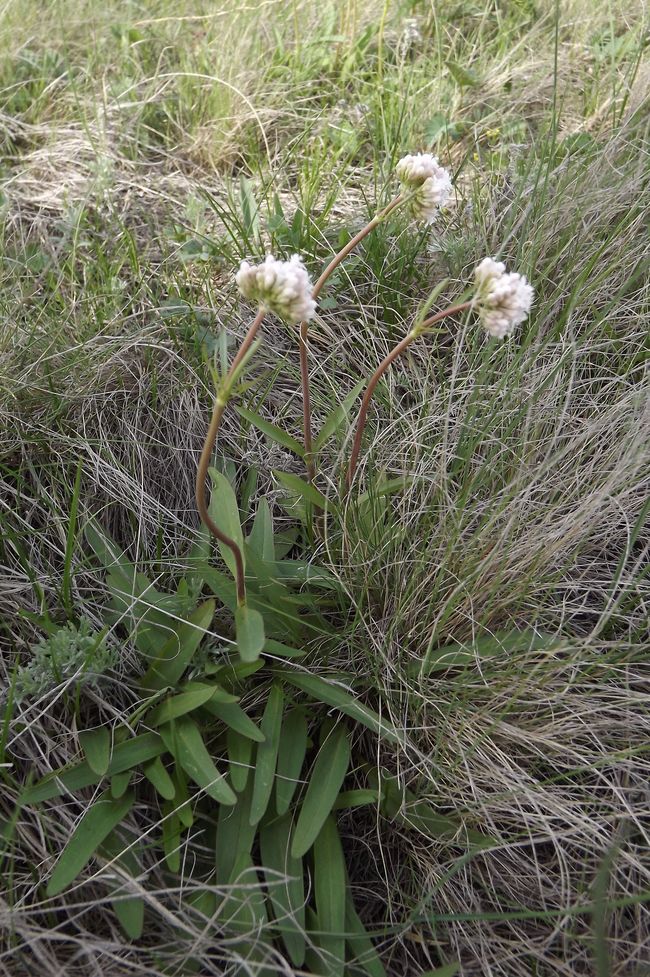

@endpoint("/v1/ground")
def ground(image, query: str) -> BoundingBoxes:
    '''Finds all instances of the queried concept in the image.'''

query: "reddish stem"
[195,307,265,605]
[345,301,471,491]
[298,193,404,480]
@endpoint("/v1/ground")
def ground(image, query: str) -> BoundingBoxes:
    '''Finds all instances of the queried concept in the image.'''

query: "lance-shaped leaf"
[291,724,350,858]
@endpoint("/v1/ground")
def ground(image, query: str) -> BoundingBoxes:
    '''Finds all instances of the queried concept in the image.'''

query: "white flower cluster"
[395,152,452,224]
[236,254,316,324]
[473,257,534,339]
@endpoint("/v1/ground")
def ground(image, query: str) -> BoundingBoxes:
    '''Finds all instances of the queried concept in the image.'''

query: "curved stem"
[345,301,471,491]
[312,194,404,299]
[298,193,404,480]
[195,307,265,606]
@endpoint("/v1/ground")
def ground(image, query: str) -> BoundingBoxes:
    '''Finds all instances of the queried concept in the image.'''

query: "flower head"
[236,254,316,324]
[473,257,534,339]
[395,152,452,223]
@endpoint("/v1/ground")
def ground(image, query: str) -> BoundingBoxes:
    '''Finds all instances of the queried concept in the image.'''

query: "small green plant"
[14,619,114,703]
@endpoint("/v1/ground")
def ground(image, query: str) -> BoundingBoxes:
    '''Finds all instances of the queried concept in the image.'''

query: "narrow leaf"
[260,813,306,966]
[141,599,215,691]
[161,805,181,872]
[100,830,144,940]
[227,728,253,792]
[279,671,404,747]
[274,470,336,512]
[446,60,480,86]
[249,684,284,825]
[203,700,265,742]
[235,604,265,663]
[147,685,221,727]
[207,468,245,577]
[47,791,134,896]
[21,732,165,805]
[291,725,350,858]
[142,756,175,800]
[161,718,236,806]
[236,405,305,457]
[111,770,131,798]
[313,815,346,977]
[215,777,256,885]
[275,709,308,816]
[79,728,111,776]
[247,496,275,561]
[345,892,387,977]
[314,379,365,450]
[333,789,379,810]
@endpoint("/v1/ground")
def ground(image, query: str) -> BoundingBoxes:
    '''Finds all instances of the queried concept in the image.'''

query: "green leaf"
[215,777,256,885]
[160,718,236,806]
[79,728,111,776]
[263,638,307,660]
[142,756,175,800]
[250,684,284,825]
[227,728,253,792]
[207,468,245,577]
[47,791,134,896]
[111,770,131,798]
[314,379,365,450]
[291,724,350,858]
[85,521,185,657]
[313,815,346,976]
[21,732,165,805]
[279,671,404,748]
[203,700,265,742]
[161,805,181,872]
[275,708,308,816]
[236,405,305,457]
[416,629,559,678]
[239,175,260,242]
[235,604,265,663]
[146,681,236,726]
[274,469,336,512]
[333,789,379,810]
[100,830,144,940]
[446,61,480,86]
[260,813,306,966]
[355,477,413,507]
[140,599,215,691]
[201,565,237,610]
[221,853,267,932]
[345,891,387,977]
[247,496,275,561]
[379,773,492,849]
